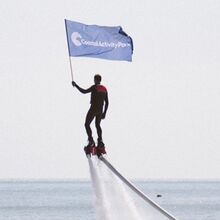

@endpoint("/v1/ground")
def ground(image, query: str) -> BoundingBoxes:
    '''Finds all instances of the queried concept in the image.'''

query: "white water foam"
[88,156,141,220]
[88,156,175,220]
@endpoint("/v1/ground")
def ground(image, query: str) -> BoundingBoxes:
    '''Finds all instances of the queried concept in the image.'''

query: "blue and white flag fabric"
[65,19,133,62]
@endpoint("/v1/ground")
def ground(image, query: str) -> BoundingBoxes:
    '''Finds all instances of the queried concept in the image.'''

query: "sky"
[0,0,220,180]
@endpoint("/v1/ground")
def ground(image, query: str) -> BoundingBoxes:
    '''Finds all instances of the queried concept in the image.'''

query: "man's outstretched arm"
[72,81,93,94]
[102,93,109,119]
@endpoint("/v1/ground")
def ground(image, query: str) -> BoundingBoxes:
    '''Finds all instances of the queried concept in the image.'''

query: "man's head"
[94,74,102,85]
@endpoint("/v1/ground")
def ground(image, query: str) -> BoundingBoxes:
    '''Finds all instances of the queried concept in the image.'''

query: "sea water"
[0,180,219,220]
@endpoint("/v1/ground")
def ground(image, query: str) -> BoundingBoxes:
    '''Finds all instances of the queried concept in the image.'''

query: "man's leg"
[95,114,103,144]
[85,108,95,143]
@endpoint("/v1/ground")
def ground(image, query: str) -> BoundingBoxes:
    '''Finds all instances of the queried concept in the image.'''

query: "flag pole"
[64,19,74,81]
[68,56,74,81]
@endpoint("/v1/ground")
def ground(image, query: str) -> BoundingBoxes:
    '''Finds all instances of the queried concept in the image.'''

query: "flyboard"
[84,145,106,158]
[84,148,178,220]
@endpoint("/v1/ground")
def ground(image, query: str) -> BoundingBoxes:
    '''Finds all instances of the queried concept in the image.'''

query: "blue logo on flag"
[65,20,133,62]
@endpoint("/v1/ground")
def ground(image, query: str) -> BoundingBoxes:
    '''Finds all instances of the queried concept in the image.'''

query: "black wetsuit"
[75,84,109,142]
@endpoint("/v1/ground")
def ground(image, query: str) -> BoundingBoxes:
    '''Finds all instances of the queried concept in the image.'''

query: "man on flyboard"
[72,74,109,156]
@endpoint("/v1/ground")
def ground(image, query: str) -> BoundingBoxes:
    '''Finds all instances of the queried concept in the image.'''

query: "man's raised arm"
[72,81,93,94]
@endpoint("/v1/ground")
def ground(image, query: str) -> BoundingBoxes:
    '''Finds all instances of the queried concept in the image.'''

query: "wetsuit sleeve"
[103,92,109,115]
[75,84,94,94]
